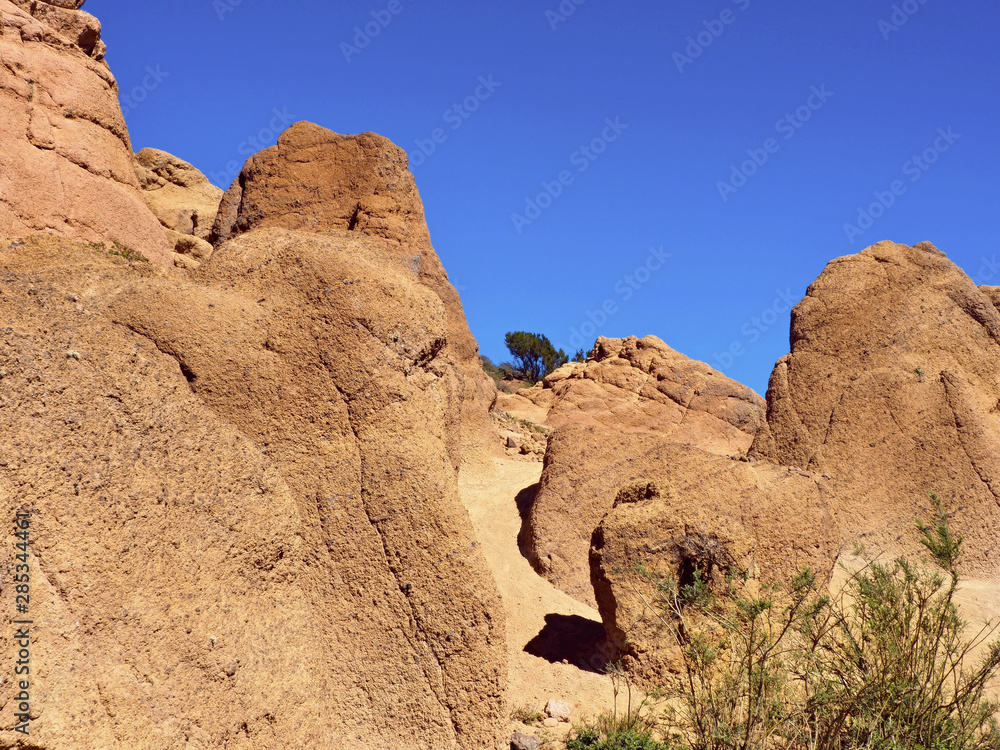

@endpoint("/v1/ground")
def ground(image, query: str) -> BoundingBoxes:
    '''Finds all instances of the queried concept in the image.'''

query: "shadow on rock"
[523,613,613,674]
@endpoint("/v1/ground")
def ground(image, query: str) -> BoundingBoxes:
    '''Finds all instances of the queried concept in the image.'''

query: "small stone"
[542,718,559,728]
[507,435,518,449]
[545,698,572,722]
[511,731,540,750]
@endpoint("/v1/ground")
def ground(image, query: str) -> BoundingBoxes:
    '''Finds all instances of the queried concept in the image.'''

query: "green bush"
[609,494,1000,750]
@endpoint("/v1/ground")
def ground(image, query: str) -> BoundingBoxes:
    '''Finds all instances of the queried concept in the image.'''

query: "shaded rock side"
[589,439,837,683]
[522,338,766,607]
[750,240,1000,578]
[211,121,496,466]
[0,233,507,749]
[0,0,172,265]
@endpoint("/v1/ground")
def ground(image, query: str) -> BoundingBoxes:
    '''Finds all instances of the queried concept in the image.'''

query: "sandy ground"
[459,456,620,743]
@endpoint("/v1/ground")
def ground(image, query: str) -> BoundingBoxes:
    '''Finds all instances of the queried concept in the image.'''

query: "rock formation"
[589,442,837,681]
[585,241,1000,683]
[751,240,1000,578]
[0,0,172,266]
[0,230,507,749]
[211,121,497,467]
[520,336,766,606]
[134,148,223,268]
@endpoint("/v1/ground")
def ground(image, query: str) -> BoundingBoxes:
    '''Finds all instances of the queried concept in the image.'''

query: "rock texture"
[751,240,1000,578]
[134,147,222,268]
[521,337,766,606]
[589,441,837,681]
[0,0,172,266]
[0,233,506,749]
[518,336,765,449]
[212,121,496,466]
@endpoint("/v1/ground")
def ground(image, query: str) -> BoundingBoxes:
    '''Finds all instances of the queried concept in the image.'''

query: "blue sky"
[90,0,1000,395]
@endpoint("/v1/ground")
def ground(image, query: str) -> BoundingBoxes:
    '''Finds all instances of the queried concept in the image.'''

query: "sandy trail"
[459,456,618,726]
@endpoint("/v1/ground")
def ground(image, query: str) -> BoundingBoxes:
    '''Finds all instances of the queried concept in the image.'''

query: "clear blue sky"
[90,0,1000,395]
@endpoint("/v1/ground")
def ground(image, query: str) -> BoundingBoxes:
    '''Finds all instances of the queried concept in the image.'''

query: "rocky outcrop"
[521,337,766,606]
[134,147,223,268]
[0,233,506,749]
[586,241,1000,684]
[212,121,496,466]
[590,443,837,681]
[518,336,765,449]
[0,0,172,265]
[751,240,1000,578]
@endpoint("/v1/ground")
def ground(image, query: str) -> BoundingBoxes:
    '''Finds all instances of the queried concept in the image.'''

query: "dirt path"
[459,456,618,737]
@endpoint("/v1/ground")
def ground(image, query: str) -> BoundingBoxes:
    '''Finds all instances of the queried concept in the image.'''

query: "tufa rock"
[134,147,224,242]
[0,233,507,748]
[521,337,766,606]
[589,441,837,684]
[0,0,171,263]
[211,121,497,466]
[751,240,1000,579]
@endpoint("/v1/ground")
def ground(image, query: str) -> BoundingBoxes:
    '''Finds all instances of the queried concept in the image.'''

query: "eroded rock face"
[751,241,1000,578]
[589,442,837,681]
[0,233,506,749]
[522,338,766,606]
[522,336,765,449]
[134,148,223,268]
[212,121,496,466]
[0,0,172,265]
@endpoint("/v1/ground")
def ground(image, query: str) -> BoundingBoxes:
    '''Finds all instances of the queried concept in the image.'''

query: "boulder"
[751,241,1000,578]
[134,147,224,243]
[522,338,766,606]
[520,335,765,451]
[589,440,837,683]
[0,0,171,265]
[211,121,497,466]
[0,233,507,748]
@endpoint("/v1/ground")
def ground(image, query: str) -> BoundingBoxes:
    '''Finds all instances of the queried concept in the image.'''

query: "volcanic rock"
[0,0,172,265]
[750,240,1000,578]
[521,337,766,606]
[588,439,837,681]
[212,121,497,466]
[0,233,506,748]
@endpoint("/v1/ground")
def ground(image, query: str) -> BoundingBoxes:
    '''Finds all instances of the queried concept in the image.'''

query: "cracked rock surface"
[0,230,507,749]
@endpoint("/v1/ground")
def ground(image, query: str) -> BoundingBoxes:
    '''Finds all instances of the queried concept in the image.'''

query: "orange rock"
[0,0,172,265]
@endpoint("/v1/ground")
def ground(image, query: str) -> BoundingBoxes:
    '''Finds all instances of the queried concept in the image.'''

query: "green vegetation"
[88,239,149,263]
[567,495,1000,750]
[503,331,567,381]
[480,355,513,393]
[511,704,544,726]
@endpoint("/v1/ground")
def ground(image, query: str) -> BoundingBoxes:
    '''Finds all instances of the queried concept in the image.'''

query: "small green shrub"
[108,239,149,263]
[511,704,544,726]
[614,494,1000,750]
